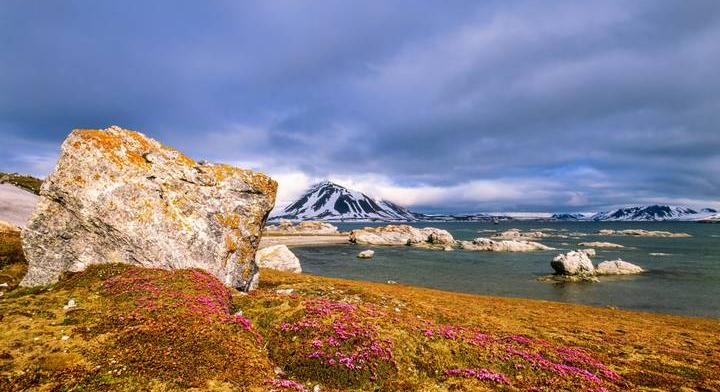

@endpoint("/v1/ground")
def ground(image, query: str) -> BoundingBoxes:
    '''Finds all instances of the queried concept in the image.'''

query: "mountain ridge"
[271,182,717,222]
[270,181,504,222]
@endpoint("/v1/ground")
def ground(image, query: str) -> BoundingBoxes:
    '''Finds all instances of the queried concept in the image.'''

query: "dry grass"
[0,223,24,269]
[0,261,718,391]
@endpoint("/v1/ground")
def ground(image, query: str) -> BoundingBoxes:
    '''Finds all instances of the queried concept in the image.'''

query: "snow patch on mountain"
[553,205,717,221]
[270,181,420,221]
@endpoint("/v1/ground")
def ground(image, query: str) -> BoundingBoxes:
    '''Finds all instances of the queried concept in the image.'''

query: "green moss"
[0,172,42,195]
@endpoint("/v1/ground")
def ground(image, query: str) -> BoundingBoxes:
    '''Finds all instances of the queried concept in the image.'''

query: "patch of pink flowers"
[265,378,310,392]
[102,268,260,340]
[420,323,493,347]
[445,368,510,384]
[278,298,395,377]
[417,319,622,389]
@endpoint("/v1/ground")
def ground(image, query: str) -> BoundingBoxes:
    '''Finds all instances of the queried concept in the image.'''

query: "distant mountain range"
[271,181,718,223]
[270,181,504,222]
[551,205,718,222]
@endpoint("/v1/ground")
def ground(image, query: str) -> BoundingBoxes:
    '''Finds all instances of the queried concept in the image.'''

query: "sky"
[1,1,719,213]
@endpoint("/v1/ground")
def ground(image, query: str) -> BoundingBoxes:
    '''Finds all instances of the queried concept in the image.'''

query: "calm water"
[292,221,720,318]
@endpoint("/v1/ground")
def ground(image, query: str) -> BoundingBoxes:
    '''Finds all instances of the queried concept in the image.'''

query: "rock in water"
[349,225,454,248]
[20,126,277,289]
[357,249,375,258]
[255,245,302,273]
[578,241,624,249]
[551,251,595,275]
[595,259,644,275]
[457,238,553,252]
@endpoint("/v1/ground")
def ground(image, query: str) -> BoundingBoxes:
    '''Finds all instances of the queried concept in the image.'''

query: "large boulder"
[595,259,644,275]
[349,225,454,249]
[255,245,302,273]
[551,251,595,275]
[20,126,277,290]
[457,238,553,252]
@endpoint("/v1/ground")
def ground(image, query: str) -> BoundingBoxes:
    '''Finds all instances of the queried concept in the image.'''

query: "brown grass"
[0,262,718,391]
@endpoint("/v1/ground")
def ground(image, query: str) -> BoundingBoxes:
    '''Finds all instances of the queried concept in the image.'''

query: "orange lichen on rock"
[72,127,198,170]
[216,213,242,229]
[74,129,150,169]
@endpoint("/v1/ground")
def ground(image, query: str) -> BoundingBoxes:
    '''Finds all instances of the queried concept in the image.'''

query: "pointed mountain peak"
[271,181,418,221]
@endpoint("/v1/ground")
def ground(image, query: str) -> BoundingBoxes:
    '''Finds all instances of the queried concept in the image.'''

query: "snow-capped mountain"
[550,213,589,221]
[270,181,421,221]
[550,206,718,221]
[590,205,717,221]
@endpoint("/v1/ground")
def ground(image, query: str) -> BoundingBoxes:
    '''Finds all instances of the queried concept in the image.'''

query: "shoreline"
[259,234,350,248]
[278,269,720,323]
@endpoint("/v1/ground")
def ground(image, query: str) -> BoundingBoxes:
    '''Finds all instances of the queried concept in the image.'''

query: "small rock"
[234,310,243,317]
[443,246,453,251]
[386,280,397,285]
[0,283,8,288]
[394,307,401,313]
[276,288,295,295]
[63,299,76,310]
[313,385,321,392]
[357,250,375,259]
[578,241,624,248]
[595,259,644,275]
[61,335,70,341]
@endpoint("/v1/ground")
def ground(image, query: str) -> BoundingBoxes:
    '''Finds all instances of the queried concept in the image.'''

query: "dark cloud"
[1,0,719,212]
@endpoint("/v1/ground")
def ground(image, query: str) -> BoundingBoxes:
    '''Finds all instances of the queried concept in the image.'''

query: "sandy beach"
[259,233,350,248]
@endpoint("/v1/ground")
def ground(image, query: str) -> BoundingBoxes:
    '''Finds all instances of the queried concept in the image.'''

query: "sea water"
[292,221,720,318]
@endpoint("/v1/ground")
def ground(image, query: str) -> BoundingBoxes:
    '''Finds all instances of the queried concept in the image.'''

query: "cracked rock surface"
[20,126,276,290]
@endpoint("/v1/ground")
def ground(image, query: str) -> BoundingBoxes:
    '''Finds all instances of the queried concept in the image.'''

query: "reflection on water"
[292,221,720,318]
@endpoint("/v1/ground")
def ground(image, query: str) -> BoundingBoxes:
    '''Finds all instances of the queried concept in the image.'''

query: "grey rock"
[595,259,644,275]
[357,249,375,258]
[551,251,595,275]
[457,238,554,252]
[349,224,454,249]
[255,245,302,273]
[20,126,277,290]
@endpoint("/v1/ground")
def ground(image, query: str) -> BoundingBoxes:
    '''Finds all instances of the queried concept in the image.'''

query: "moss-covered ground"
[0,259,718,391]
[0,172,42,195]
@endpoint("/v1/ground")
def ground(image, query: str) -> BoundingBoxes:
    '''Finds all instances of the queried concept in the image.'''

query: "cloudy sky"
[2,1,719,213]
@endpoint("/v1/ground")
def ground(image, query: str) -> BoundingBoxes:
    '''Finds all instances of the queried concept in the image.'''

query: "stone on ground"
[256,245,302,273]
